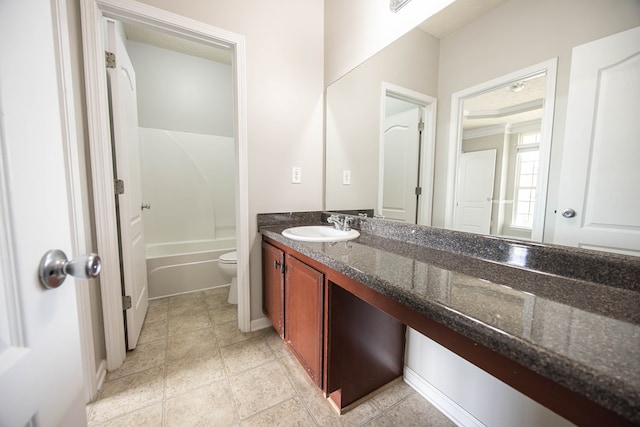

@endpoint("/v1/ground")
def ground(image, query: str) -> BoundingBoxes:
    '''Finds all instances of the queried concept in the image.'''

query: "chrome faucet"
[327,214,353,231]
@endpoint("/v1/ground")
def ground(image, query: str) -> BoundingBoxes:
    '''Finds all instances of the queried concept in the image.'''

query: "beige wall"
[324,0,453,85]
[434,0,640,242]
[326,28,439,210]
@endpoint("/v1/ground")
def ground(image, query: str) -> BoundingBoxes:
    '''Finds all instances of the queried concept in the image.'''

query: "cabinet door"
[285,254,324,387]
[262,241,285,337]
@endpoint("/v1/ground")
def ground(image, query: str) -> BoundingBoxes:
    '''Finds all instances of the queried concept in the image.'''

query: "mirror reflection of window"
[512,132,541,229]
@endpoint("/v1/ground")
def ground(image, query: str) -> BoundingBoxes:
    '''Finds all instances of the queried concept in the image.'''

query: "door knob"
[39,249,102,289]
[141,203,151,210]
[561,208,577,218]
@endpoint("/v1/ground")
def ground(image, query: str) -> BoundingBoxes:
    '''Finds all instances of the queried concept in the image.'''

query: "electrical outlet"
[291,167,302,184]
[342,170,351,185]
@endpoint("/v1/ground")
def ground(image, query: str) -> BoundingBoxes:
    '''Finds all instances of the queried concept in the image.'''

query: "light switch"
[291,167,302,184]
[342,170,351,185]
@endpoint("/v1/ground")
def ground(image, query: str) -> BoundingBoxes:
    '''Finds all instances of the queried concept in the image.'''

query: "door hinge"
[105,51,116,69]
[122,295,132,310]
[415,187,422,196]
[418,119,425,132]
[115,179,125,195]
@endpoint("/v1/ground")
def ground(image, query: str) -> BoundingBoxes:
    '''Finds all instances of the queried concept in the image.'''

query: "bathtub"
[146,238,236,299]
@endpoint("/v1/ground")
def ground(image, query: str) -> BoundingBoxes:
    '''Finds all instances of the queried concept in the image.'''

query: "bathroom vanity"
[258,212,640,426]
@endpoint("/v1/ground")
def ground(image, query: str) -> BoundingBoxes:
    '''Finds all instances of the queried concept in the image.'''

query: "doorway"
[379,83,437,226]
[80,0,249,383]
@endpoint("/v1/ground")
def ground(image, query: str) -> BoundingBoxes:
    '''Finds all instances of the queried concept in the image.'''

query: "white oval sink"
[282,225,360,242]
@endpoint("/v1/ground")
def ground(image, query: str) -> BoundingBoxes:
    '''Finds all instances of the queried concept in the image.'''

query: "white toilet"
[219,251,237,304]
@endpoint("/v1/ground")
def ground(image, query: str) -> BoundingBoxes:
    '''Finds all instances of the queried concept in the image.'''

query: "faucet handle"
[327,214,341,229]
[343,217,353,231]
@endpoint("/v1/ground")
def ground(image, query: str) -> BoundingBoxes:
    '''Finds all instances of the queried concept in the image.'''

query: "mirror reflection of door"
[454,149,496,234]
[382,98,423,223]
[454,72,548,240]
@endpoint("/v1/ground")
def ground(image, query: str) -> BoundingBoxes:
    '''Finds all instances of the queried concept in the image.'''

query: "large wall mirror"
[325,0,640,253]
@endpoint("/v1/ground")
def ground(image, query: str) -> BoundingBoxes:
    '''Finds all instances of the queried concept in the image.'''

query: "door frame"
[379,82,437,226]
[445,58,557,242]
[80,0,250,372]
[50,0,101,403]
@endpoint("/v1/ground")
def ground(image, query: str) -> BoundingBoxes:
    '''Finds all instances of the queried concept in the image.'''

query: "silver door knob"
[39,249,102,289]
[561,208,577,218]
[141,203,151,210]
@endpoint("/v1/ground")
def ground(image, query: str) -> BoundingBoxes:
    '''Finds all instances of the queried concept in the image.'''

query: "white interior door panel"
[554,26,640,256]
[106,19,149,349]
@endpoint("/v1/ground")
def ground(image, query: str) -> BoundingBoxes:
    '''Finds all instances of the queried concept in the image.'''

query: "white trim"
[80,0,127,372]
[509,119,542,135]
[233,35,251,333]
[50,0,98,402]
[250,317,273,332]
[462,119,543,142]
[445,58,558,242]
[404,366,485,427]
[379,82,437,226]
[95,359,107,391]
[80,0,250,372]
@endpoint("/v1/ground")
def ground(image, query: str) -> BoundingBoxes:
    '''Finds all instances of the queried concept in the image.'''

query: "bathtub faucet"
[327,214,353,231]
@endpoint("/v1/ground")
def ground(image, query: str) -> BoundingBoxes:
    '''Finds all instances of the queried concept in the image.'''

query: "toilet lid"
[219,251,237,263]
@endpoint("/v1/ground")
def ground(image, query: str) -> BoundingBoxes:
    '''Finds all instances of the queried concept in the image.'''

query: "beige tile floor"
[86,287,455,426]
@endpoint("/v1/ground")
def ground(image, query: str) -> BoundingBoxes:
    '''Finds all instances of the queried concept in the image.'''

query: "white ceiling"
[418,0,510,38]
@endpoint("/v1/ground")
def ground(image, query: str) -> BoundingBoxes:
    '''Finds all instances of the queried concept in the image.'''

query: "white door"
[106,19,149,349]
[454,149,497,234]
[554,26,640,256]
[0,1,86,425]
[382,108,421,223]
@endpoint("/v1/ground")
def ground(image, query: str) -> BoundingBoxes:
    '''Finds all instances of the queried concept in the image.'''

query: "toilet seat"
[219,251,236,264]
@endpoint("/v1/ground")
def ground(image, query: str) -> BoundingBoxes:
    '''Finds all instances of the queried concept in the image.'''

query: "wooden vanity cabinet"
[284,254,324,387]
[262,236,404,412]
[261,241,284,337]
[262,240,324,386]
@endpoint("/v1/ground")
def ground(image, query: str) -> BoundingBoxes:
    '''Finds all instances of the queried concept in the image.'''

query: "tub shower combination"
[146,238,236,299]
[140,128,237,301]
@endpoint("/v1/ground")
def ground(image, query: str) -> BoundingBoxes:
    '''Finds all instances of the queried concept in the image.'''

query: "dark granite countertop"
[257,211,640,423]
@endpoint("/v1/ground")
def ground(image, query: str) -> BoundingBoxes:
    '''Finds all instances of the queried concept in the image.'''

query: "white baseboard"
[95,359,107,394]
[250,316,272,331]
[404,366,485,427]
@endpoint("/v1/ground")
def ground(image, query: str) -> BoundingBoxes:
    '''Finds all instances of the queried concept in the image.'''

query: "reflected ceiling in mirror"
[462,73,546,131]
